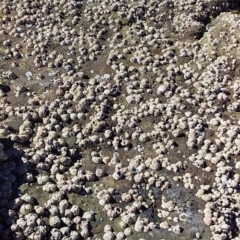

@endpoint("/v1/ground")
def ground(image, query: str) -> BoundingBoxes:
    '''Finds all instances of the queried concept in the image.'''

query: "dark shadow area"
[0,84,10,93]
[0,138,26,240]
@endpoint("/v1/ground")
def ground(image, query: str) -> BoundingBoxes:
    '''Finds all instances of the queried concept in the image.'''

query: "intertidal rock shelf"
[1,0,240,239]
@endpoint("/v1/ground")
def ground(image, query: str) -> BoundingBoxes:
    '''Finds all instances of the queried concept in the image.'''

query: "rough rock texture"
[0,0,240,240]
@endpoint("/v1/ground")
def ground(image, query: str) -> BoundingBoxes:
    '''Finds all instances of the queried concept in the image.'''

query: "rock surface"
[0,0,240,240]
